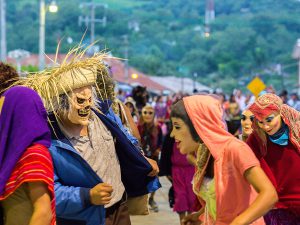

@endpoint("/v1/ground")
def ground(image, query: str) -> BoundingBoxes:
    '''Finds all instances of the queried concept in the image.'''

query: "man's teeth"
[78,109,89,117]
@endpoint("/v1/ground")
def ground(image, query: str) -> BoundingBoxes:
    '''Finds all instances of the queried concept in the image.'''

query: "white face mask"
[67,86,93,126]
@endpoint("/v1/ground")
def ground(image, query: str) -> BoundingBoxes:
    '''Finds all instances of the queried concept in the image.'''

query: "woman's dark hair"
[0,63,19,95]
[170,99,200,142]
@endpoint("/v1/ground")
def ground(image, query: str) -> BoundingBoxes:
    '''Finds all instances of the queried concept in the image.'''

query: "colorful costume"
[248,93,300,224]
[0,86,55,225]
[14,45,160,225]
[183,95,265,225]
[159,134,197,213]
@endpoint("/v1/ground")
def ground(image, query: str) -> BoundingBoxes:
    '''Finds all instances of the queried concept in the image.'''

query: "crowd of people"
[0,46,299,225]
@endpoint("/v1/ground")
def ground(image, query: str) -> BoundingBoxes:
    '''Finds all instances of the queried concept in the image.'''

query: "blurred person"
[0,63,19,95]
[170,95,277,225]
[226,94,241,136]
[138,105,163,212]
[234,89,246,111]
[266,86,276,94]
[245,94,256,108]
[154,95,167,122]
[0,86,55,225]
[287,93,300,111]
[124,97,139,124]
[239,109,254,142]
[278,90,288,104]
[132,86,149,113]
[116,89,126,102]
[248,94,300,224]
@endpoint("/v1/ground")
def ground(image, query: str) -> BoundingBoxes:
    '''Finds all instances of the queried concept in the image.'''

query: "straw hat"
[13,43,114,112]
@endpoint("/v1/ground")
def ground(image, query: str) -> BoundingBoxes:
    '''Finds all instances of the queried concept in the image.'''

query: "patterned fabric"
[192,144,211,197]
[0,86,51,194]
[249,93,300,156]
[0,144,55,225]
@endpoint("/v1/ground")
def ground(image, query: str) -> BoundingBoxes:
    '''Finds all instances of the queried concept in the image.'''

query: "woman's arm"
[28,182,52,225]
[230,166,278,225]
[122,102,141,143]
[182,207,204,225]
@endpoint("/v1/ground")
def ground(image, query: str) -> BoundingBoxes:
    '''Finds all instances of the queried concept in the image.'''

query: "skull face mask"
[67,86,93,126]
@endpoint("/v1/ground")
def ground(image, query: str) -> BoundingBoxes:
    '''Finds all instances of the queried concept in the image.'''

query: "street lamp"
[193,72,198,91]
[292,38,300,95]
[39,0,58,71]
[131,73,138,79]
[49,1,58,13]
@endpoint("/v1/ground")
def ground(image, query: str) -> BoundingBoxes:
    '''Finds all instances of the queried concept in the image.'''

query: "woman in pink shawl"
[170,95,277,225]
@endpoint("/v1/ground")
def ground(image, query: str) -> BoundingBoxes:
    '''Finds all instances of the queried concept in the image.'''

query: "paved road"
[130,177,180,225]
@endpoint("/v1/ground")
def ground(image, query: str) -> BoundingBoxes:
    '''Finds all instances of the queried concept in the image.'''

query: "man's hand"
[89,183,113,205]
[182,211,202,225]
[145,157,159,177]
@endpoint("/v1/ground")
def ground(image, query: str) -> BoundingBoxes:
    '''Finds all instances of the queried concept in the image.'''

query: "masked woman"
[138,105,163,212]
[170,95,277,225]
[238,109,254,142]
[0,86,55,225]
[247,94,300,224]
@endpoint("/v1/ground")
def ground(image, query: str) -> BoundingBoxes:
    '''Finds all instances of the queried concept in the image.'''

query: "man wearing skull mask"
[15,46,161,225]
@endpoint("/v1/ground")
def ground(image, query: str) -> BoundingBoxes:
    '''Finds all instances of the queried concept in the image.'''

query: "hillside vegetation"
[6,0,300,92]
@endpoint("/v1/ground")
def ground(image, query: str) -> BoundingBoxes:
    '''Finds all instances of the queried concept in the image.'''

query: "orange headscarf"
[183,95,235,195]
[183,95,235,160]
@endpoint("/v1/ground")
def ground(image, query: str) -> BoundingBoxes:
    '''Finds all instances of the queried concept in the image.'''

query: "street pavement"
[130,177,180,225]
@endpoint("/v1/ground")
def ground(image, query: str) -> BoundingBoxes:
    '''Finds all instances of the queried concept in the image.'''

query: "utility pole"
[123,35,129,83]
[39,0,46,70]
[79,1,107,46]
[204,0,215,37]
[193,72,198,91]
[292,39,300,96]
[0,0,6,61]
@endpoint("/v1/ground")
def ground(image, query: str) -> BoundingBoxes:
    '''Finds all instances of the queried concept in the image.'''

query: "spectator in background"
[287,93,300,111]
[226,94,241,136]
[279,90,288,104]
[234,89,246,111]
[124,97,139,124]
[0,63,19,95]
[154,95,167,122]
[132,86,149,113]
[116,89,126,102]
[138,105,163,212]
[245,94,256,108]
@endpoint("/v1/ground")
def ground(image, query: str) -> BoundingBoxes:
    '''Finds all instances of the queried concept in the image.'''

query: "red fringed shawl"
[0,144,56,225]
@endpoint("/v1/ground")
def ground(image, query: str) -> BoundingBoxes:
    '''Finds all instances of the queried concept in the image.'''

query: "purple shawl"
[0,86,51,195]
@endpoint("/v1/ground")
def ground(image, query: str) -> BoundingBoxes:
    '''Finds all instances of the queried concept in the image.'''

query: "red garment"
[138,123,162,160]
[247,135,300,215]
[0,144,56,225]
[248,93,300,216]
